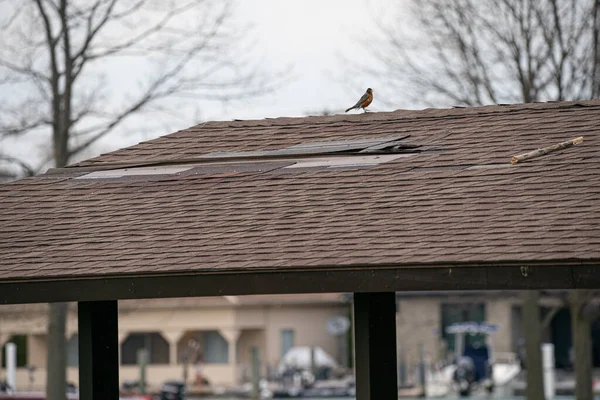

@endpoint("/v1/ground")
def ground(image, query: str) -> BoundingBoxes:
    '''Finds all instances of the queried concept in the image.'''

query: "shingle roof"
[1,99,599,301]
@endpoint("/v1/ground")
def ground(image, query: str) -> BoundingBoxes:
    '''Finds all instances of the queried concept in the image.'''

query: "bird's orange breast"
[361,93,373,108]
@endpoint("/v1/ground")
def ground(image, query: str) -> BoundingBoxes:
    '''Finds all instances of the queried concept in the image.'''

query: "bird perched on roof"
[345,88,374,113]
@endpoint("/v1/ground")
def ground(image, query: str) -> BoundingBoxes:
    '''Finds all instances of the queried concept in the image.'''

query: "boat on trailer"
[426,322,521,397]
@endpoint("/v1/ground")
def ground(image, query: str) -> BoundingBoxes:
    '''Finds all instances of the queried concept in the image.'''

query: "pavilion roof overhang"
[1,99,599,304]
[0,259,598,304]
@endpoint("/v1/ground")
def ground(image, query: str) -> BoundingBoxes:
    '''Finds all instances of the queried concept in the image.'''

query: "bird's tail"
[345,106,353,112]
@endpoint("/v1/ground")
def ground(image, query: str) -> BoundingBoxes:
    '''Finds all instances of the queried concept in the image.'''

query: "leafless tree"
[0,0,285,174]
[352,2,599,399]
[358,0,600,108]
[520,290,598,400]
[0,1,286,399]
[537,290,599,400]
[0,154,36,182]
[593,0,600,97]
[568,290,599,400]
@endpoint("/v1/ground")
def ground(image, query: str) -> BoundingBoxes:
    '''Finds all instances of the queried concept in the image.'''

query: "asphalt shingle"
[0,99,599,283]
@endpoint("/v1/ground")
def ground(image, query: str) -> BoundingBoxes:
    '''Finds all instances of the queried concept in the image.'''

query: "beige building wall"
[396,297,441,367]
[0,296,348,391]
[234,308,266,328]
[0,305,47,335]
[485,297,514,355]
[236,329,266,378]
[119,307,236,332]
[27,334,47,368]
[262,304,346,368]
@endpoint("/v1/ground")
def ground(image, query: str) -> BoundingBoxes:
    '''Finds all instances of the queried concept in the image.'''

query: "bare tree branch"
[0,117,52,138]
[0,153,37,177]
[1,3,26,30]
[0,4,289,399]
[593,0,600,97]
[541,306,561,330]
[353,0,599,107]
[0,0,287,173]
[0,57,51,82]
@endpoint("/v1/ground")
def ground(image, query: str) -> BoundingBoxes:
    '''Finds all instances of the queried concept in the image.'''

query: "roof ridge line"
[197,99,600,129]
[69,99,600,168]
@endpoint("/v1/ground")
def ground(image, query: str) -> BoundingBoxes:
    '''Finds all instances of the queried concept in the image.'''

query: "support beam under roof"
[1,264,597,304]
[353,292,398,400]
[78,300,119,400]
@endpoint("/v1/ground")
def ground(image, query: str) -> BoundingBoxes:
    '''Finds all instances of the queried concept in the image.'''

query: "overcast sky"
[1,0,410,171]
[223,0,395,119]
[166,0,408,122]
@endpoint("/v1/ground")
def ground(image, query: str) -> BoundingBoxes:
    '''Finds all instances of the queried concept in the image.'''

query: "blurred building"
[395,290,600,372]
[0,294,350,391]
[1,291,599,391]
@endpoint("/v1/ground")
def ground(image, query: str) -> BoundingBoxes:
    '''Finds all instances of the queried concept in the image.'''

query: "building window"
[1,335,27,367]
[121,332,169,365]
[67,334,78,367]
[280,329,295,359]
[202,331,229,364]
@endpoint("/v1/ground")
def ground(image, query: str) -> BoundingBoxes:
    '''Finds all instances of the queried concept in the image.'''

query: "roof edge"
[2,257,598,285]
[1,261,598,304]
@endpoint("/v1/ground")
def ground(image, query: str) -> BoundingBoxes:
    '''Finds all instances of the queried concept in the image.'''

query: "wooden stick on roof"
[510,136,584,165]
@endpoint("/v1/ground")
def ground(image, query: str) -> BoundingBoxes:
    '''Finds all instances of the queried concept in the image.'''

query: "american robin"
[345,88,374,113]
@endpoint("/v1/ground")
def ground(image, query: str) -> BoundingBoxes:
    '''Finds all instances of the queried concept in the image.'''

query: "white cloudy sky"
[1,0,413,172]
[223,0,399,119]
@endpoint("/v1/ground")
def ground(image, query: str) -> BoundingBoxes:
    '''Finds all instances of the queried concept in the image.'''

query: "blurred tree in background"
[356,2,600,399]
[361,0,600,108]
[0,1,286,398]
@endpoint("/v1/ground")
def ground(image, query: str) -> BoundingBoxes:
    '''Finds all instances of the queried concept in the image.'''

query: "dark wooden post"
[78,301,119,400]
[353,292,398,400]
